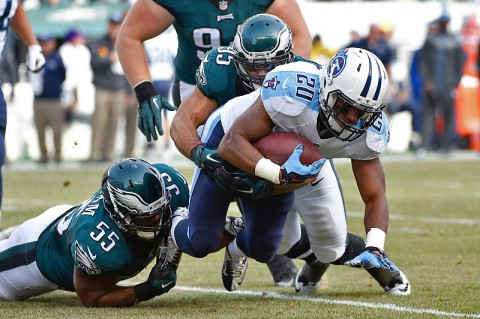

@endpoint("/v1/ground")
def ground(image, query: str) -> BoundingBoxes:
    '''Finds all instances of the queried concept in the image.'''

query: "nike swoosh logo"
[152,98,160,110]
[282,78,288,90]
[206,154,220,163]
[311,177,325,186]
[161,279,175,288]
[236,188,253,194]
[87,246,97,260]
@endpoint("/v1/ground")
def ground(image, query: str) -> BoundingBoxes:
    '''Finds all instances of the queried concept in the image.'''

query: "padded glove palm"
[344,246,400,272]
[280,144,326,184]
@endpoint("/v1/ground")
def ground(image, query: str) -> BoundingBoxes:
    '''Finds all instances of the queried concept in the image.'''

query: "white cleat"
[221,247,248,291]
[384,271,411,296]
[295,264,321,294]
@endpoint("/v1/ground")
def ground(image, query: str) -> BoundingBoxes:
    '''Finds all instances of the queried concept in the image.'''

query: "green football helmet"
[233,13,293,87]
[102,158,171,241]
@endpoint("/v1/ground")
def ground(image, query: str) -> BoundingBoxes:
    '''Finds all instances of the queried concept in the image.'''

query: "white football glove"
[26,45,46,73]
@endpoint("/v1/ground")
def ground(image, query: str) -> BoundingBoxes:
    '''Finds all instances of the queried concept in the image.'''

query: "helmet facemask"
[317,48,388,142]
[105,182,172,240]
[102,158,172,241]
[233,14,294,89]
[318,90,384,142]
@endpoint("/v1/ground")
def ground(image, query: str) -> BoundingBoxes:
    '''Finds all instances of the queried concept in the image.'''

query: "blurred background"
[1,0,479,166]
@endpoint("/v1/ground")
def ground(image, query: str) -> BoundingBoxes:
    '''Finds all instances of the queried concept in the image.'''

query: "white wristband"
[255,158,281,184]
[365,228,386,251]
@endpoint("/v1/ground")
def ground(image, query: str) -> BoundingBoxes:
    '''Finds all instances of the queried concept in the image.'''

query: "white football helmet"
[317,47,388,142]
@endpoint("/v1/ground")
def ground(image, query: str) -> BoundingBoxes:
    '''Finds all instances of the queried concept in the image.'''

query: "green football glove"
[134,81,176,142]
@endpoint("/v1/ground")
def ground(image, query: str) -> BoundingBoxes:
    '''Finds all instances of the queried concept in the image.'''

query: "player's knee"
[189,232,222,256]
[248,242,278,263]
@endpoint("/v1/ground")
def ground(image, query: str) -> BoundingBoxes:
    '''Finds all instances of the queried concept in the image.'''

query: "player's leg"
[237,199,298,287]
[0,205,72,300]
[0,89,6,228]
[222,193,294,291]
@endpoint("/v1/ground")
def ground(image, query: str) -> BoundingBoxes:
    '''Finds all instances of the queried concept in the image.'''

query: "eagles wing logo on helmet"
[107,183,166,214]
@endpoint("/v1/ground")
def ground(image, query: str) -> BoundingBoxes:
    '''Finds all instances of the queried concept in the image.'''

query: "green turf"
[1,159,479,318]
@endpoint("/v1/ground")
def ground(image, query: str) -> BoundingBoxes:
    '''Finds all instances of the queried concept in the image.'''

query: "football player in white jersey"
[0,0,45,228]
[217,48,411,295]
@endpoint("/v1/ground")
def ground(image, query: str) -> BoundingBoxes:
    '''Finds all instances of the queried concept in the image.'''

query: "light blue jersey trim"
[261,68,321,113]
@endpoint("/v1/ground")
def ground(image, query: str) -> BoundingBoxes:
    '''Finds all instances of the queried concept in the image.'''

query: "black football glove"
[190,144,223,178]
[213,166,274,199]
[135,81,176,142]
[133,257,176,302]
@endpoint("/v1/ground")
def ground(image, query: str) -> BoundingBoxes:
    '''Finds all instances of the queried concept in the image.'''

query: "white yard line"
[175,286,480,318]
[119,284,480,318]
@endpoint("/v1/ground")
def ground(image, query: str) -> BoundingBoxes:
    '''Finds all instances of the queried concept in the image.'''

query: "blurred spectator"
[28,34,66,163]
[419,12,465,153]
[350,23,393,74]
[309,34,336,65]
[88,13,128,162]
[408,21,440,151]
[143,29,177,158]
[59,29,92,122]
[123,89,136,158]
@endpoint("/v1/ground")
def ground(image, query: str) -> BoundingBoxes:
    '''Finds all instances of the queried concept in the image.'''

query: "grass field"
[1,156,480,319]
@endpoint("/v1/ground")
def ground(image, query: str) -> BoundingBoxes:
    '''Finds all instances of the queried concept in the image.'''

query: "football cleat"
[157,234,182,271]
[295,264,321,294]
[224,216,245,237]
[267,255,298,287]
[0,225,18,241]
[384,271,411,296]
[222,246,248,291]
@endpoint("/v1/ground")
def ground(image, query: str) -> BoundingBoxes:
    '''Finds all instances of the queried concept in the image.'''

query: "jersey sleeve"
[154,163,190,210]
[261,62,321,125]
[365,112,390,155]
[196,47,238,102]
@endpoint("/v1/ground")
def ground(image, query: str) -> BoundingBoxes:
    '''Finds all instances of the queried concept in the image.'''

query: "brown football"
[254,132,323,165]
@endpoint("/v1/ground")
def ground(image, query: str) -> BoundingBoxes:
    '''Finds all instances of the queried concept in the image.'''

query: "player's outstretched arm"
[74,260,176,307]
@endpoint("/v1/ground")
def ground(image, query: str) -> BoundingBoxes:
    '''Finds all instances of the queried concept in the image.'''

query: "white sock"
[227,239,246,259]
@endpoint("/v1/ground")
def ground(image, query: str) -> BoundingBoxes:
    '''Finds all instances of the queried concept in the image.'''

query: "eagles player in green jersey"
[0,158,188,306]
[116,0,311,142]
[171,14,308,288]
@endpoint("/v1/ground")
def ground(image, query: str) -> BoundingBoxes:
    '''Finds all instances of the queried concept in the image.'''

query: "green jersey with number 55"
[35,164,189,291]
[153,0,274,85]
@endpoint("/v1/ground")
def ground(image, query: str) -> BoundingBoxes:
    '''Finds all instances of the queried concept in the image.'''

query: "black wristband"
[134,81,157,103]
[189,143,204,162]
[134,281,160,302]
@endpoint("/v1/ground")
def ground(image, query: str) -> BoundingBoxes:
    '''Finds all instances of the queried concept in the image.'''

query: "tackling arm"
[170,86,219,159]
[116,0,175,87]
[74,267,138,307]
[268,0,312,58]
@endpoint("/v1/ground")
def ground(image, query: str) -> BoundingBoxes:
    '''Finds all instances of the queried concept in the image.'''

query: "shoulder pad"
[366,112,390,154]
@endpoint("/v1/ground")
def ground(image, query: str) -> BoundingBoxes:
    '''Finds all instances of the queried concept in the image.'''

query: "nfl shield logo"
[219,0,228,10]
